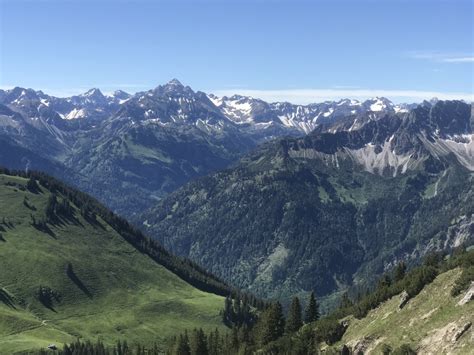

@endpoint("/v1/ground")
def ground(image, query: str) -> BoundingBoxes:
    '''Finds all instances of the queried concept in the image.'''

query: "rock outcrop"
[399,290,410,309]
[457,282,474,306]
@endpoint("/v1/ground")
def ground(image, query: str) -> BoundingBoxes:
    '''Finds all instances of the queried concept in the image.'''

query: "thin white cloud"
[408,51,474,64]
[212,88,474,104]
[331,85,362,89]
[2,84,472,104]
[441,57,474,63]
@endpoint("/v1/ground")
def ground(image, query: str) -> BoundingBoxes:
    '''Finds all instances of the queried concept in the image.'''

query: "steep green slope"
[330,268,473,354]
[0,173,225,354]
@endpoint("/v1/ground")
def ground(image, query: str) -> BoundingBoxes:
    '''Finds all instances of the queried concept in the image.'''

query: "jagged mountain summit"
[0,80,415,135]
[208,94,413,134]
[289,100,474,175]
[0,86,125,122]
[0,80,422,216]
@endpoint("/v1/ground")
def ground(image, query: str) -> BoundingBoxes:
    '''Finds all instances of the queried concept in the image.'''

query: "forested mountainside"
[0,81,411,217]
[141,100,474,302]
[0,168,238,353]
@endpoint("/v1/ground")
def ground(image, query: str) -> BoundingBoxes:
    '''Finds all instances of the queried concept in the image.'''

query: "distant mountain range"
[0,79,416,134]
[0,79,418,216]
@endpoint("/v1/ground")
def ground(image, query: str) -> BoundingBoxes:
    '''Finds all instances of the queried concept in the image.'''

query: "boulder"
[457,282,474,306]
[452,322,471,342]
[399,290,410,309]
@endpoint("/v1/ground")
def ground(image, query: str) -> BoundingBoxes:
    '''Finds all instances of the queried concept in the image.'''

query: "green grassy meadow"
[0,174,224,354]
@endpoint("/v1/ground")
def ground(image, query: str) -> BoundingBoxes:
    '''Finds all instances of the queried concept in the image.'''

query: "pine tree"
[174,334,191,355]
[339,292,353,309]
[393,261,407,282]
[190,328,208,355]
[286,297,303,333]
[116,340,123,355]
[233,297,241,320]
[207,328,221,355]
[122,340,129,354]
[271,302,285,339]
[258,301,285,345]
[377,274,392,289]
[230,327,239,350]
[45,194,57,222]
[305,292,320,323]
[223,296,234,325]
[341,344,351,355]
[26,176,39,192]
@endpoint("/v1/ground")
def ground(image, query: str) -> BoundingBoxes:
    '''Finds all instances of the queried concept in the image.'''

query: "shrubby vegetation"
[449,246,474,296]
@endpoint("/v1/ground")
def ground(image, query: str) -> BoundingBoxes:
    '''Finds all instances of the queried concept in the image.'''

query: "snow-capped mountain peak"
[363,97,394,112]
[166,78,184,87]
[0,81,420,136]
[111,90,130,99]
[204,93,410,134]
[207,94,223,107]
[82,88,105,99]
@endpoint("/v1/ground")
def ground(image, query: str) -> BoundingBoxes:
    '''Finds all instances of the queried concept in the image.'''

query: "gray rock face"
[399,290,410,309]
[452,322,471,342]
[457,282,474,306]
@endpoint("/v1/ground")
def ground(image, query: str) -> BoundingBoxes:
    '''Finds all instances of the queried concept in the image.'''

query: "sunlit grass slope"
[330,268,473,354]
[0,174,224,354]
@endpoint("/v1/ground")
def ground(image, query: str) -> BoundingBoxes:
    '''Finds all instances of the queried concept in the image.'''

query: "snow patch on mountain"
[205,93,411,134]
[65,108,87,120]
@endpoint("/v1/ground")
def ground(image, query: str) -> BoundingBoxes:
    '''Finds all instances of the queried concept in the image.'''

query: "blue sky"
[0,0,472,103]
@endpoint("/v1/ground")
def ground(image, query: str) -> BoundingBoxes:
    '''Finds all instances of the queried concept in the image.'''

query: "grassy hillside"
[0,173,225,354]
[329,268,473,354]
